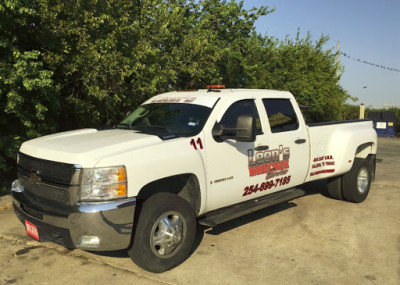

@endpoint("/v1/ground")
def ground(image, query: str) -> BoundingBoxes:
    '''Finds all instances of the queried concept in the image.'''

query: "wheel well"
[137,174,201,216]
[355,142,375,159]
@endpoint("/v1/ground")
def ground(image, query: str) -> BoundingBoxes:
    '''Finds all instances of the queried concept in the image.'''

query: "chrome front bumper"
[12,179,136,251]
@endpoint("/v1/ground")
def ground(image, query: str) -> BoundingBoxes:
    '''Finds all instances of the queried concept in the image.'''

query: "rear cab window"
[262,99,299,133]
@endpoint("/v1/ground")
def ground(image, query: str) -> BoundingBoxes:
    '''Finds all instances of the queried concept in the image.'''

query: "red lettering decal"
[283,160,289,169]
[191,137,204,150]
[190,139,197,150]
[243,175,292,197]
[259,165,265,174]
[196,138,203,149]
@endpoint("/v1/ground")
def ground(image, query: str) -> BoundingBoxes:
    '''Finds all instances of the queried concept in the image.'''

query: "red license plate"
[25,220,40,241]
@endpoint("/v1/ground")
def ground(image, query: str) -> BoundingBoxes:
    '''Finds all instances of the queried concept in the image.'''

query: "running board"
[198,188,305,227]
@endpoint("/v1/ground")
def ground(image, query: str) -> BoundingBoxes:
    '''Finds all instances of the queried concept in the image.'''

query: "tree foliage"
[1,0,350,194]
[245,31,352,122]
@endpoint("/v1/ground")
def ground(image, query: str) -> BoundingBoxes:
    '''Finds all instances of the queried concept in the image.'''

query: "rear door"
[258,98,310,188]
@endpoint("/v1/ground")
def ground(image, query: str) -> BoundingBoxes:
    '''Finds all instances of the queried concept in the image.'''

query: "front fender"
[95,134,208,214]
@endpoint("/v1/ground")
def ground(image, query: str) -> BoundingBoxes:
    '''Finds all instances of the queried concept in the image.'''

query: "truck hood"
[19,129,162,167]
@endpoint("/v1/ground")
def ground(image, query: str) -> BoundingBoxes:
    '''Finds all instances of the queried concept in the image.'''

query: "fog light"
[11,180,24,193]
[78,236,100,248]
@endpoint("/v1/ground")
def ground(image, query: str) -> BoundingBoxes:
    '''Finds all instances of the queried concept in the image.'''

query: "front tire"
[342,158,372,203]
[129,193,196,273]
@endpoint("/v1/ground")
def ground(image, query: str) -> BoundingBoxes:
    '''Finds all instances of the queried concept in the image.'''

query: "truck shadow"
[299,179,329,198]
[87,249,129,258]
[197,179,329,239]
[202,201,298,236]
[190,201,297,255]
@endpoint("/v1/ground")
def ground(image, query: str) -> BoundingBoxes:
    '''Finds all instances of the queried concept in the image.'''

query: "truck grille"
[20,176,71,205]
[18,152,79,185]
[17,152,81,205]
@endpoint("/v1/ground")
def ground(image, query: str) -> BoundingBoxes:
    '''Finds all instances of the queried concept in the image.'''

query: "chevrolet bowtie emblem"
[30,171,41,183]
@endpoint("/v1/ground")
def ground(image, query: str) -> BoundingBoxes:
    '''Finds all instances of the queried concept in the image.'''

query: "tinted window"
[219,99,262,136]
[262,99,299,133]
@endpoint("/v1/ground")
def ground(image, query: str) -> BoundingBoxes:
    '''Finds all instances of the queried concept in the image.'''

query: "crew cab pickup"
[12,88,377,272]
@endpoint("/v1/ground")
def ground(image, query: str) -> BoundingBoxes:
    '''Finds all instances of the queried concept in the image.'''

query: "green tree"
[342,103,361,120]
[0,0,58,193]
[187,0,272,88]
[245,31,351,122]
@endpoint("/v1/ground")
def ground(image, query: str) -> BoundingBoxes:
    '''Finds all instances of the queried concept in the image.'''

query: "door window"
[262,99,299,133]
[219,99,262,136]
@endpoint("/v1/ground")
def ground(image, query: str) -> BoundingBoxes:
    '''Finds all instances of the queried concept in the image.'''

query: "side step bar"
[198,188,305,227]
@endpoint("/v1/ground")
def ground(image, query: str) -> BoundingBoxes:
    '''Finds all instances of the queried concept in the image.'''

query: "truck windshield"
[116,103,212,138]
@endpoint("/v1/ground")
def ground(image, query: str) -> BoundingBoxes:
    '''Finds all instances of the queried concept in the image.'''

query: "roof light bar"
[206,85,225,89]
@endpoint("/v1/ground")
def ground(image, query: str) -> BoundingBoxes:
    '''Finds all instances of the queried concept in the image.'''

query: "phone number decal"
[243,176,291,197]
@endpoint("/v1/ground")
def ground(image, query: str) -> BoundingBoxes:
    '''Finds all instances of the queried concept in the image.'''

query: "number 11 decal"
[190,138,203,150]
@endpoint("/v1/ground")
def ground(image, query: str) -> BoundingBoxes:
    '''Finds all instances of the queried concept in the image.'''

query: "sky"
[241,0,400,108]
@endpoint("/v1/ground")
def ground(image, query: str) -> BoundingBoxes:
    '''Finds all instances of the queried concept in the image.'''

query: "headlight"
[80,166,127,201]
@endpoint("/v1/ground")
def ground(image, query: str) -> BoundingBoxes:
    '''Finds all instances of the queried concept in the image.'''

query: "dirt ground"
[0,137,399,285]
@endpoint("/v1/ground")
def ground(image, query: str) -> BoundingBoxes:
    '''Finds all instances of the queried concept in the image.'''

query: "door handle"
[295,139,306,144]
[255,145,269,151]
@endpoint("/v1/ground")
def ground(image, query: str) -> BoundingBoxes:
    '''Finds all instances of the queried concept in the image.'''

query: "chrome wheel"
[342,158,372,203]
[129,193,196,272]
[357,167,369,194]
[150,211,186,257]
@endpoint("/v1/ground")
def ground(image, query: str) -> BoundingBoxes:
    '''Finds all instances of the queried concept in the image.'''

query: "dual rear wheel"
[327,158,373,203]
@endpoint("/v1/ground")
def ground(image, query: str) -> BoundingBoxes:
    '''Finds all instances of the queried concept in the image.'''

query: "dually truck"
[11,87,377,272]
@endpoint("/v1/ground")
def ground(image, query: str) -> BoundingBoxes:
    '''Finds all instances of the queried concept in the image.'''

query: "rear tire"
[327,176,344,200]
[129,193,196,273]
[342,158,372,203]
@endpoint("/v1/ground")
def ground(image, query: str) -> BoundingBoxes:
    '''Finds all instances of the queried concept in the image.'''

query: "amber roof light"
[206,84,225,89]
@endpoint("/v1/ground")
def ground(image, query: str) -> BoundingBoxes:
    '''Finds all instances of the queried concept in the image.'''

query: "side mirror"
[236,115,256,142]
[212,115,256,142]
[212,123,224,138]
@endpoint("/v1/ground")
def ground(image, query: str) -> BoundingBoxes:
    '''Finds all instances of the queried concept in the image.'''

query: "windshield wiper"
[133,126,181,140]
[132,125,169,132]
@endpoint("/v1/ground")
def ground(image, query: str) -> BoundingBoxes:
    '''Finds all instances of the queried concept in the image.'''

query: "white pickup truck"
[12,87,377,272]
